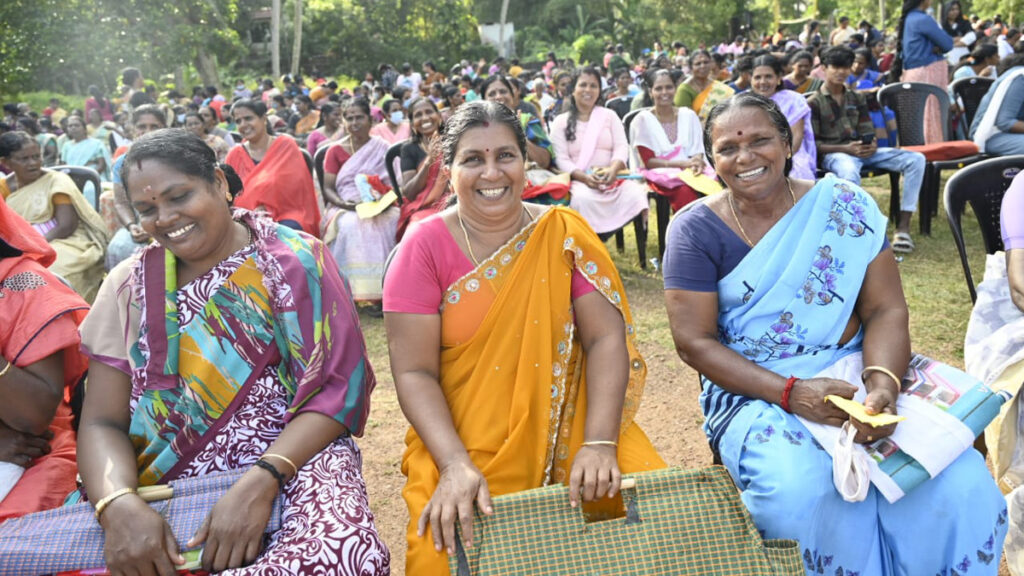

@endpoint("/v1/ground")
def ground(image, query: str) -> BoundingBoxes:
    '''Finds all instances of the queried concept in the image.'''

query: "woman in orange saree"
[383,101,665,576]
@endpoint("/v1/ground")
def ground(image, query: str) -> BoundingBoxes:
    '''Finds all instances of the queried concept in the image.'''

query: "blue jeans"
[822,147,925,213]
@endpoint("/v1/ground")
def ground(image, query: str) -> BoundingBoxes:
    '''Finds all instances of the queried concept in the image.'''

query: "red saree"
[226,136,321,237]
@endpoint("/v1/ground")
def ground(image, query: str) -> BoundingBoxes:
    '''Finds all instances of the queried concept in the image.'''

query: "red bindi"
[737,130,743,135]
[482,121,490,127]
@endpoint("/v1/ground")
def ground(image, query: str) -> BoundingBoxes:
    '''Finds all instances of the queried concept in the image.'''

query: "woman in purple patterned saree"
[75,129,390,575]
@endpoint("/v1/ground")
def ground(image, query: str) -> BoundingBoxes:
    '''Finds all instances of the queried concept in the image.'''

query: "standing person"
[370,99,411,145]
[550,67,649,236]
[384,100,665,576]
[75,129,390,575]
[226,99,321,236]
[830,16,856,46]
[664,91,1007,576]
[809,46,927,253]
[674,50,736,120]
[0,133,108,302]
[84,86,114,122]
[749,55,817,180]
[321,98,397,312]
[396,98,447,240]
[942,0,975,65]
[892,0,954,144]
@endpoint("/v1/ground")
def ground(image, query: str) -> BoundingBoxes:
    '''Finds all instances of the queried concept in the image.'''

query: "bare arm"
[45,203,79,241]
[321,172,355,209]
[112,181,136,229]
[401,157,435,201]
[0,352,64,435]
[791,117,805,154]
[525,139,553,169]
[1007,249,1024,312]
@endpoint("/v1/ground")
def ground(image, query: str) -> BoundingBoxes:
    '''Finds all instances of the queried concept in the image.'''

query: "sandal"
[892,231,915,254]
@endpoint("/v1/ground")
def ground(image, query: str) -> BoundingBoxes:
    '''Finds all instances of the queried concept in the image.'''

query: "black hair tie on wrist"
[254,459,286,491]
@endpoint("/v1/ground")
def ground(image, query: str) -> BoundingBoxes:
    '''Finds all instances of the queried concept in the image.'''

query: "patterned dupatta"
[703,176,888,449]
[131,211,375,485]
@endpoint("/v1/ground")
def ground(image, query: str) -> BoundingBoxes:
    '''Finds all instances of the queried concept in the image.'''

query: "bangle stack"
[860,365,902,389]
[93,487,138,521]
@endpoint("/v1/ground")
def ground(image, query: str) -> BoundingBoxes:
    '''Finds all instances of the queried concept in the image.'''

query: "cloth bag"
[0,468,284,575]
[449,466,804,576]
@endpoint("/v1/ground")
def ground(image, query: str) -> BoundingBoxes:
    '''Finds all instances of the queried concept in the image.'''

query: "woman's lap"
[720,401,1007,576]
[984,133,1024,156]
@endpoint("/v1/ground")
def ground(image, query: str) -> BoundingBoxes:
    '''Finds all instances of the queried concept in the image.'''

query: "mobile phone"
[860,133,875,145]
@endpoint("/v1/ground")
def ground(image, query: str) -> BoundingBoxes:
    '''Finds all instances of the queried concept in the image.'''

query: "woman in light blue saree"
[59,115,112,207]
[663,92,1007,575]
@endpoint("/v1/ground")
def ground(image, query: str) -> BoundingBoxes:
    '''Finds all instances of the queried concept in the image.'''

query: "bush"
[572,34,605,67]
[7,91,87,117]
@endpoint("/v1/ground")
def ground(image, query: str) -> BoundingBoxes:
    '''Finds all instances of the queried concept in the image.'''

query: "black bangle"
[254,459,286,491]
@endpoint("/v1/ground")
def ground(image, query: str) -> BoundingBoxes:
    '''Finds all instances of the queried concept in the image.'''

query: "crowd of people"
[0,4,1023,575]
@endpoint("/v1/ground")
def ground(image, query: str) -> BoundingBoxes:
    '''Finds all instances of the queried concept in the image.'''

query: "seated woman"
[550,67,648,235]
[0,199,88,522]
[847,48,898,147]
[664,92,1007,574]
[782,51,823,94]
[481,75,568,205]
[226,99,321,236]
[306,102,346,156]
[965,170,1024,570]
[629,69,715,211]
[971,53,1024,156]
[673,50,735,121]
[184,111,230,161]
[16,118,59,168]
[749,55,818,180]
[0,132,108,302]
[76,129,390,575]
[369,99,411,145]
[397,97,448,241]
[322,98,397,312]
[384,101,665,576]
[59,115,113,207]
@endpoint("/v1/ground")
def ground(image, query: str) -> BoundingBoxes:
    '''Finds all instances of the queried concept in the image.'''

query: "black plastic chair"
[950,76,994,129]
[52,165,102,212]
[943,155,1024,302]
[878,82,985,235]
[606,96,633,120]
[385,140,406,200]
[230,131,242,144]
[313,144,329,192]
[300,148,314,177]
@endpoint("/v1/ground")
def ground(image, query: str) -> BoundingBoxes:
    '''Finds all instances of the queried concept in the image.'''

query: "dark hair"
[641,68,675,107]
[893,0,928,78]
[734,55,756,75]
[406,97,441,144]
[440,101,526,167]
[703,92,793,176]
[821,45,856,68]
[689,49,712,68]
[969,43,999,64]
[295,94,313,107]
[316,102,339,129]
[997,52,1024,76]
[220,163,243,200]
[480,75,515,100]
[132,104,167,126]
[129,91,155,108]
[0,131,34,157]
[121,128,218,189]
[564,67,604,142]
[381,99,402,114]
[789,50,814,67]
[231,98,268,118]
[751,54,784,95]
[121,67,142,86]
[345,98,372,118]
[15,117,40,135]
[853,47,873,63]
[443,84,463,107]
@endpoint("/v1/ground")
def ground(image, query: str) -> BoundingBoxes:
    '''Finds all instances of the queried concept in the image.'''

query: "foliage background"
[2,0,1019,100]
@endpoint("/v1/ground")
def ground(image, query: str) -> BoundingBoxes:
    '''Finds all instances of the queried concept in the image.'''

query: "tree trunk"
[291,0,303,76]
[195,49,221,89]
[175,66,185,93]
[271,0,281,80]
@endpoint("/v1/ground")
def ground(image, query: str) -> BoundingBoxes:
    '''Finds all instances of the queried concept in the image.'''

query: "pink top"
[1002,171,1024,250]
[370,122,412,145]
[383,214,595,314]
[549,107,631,174]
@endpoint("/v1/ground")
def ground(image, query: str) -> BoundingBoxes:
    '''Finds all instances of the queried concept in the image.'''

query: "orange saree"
[401,207,665,575]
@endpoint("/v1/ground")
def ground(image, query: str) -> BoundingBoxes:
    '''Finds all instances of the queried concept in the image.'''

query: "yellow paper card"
[825,395,907,427]
[356,191,398,219]
[678,170,725,195]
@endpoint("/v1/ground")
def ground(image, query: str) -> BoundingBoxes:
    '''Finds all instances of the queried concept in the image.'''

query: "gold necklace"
[457,206,533,266]
[729,178,797,247]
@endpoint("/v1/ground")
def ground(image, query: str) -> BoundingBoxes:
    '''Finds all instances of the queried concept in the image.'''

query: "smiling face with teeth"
[446,122,526,224]
[709,105,792,201]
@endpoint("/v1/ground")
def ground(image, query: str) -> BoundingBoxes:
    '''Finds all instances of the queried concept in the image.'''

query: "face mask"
[390,111,404,124]
[291,104,299,113]
[176,114,186,124]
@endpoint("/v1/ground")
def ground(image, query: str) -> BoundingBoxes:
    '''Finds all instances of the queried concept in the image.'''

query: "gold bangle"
[860,365,902,389]
[0,359,12,379]
[93,487,138,521]
[261,453,298,478]
[581,440,618,448]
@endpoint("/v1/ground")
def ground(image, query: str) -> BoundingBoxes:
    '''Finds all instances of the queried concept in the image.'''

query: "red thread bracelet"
[781,376,798,413]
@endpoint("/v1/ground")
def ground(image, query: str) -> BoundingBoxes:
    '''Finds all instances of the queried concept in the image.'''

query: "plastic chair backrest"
[300,148,314,176]
[622,108,647,143]
[385,140,406,200]
[943,155,1024,302]
[950,76,995,129]
[51,165,102,211]
[313,144,329,191]
[230,132,242,144]
[877,82,952,146]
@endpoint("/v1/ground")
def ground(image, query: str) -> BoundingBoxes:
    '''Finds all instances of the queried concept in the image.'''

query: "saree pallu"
[60,138,112,182]
[227,137,321,237]
[402,207,665,575]
[771,90,818,180]
[675,81,735,120]
[396,157,448,241]
[902,59,949,144]
[321,137,397,301]
[0,199,88,521]
[630,108,711,211]
[4,171,108,302]
[701,176,1007,575]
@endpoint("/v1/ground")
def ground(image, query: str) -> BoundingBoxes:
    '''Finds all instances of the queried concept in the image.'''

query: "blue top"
[901,10,953,70]
[663,203,750,292]
[969,69,1024,137]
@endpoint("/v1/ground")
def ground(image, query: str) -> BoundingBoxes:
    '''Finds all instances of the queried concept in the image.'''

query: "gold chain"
[457,208,481,267]
[729,178,797,247]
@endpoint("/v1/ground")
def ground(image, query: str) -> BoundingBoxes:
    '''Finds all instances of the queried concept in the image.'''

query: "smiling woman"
[383,100,665,575]
[73,129,389,575]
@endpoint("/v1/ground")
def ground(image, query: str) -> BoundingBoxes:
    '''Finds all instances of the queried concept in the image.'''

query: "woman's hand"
[788,377,857,427]
[187,466,277,572]
[100,494,185,576]
[572,170,603,190]
[568,444,621,507]
[849,386,899,444]
[0,421,50,466]
[418,458,492,555]
[128,223,150,243]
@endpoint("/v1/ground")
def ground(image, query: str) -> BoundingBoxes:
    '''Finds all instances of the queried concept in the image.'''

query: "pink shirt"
[383,214,595,314]
[369,122,411,145]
